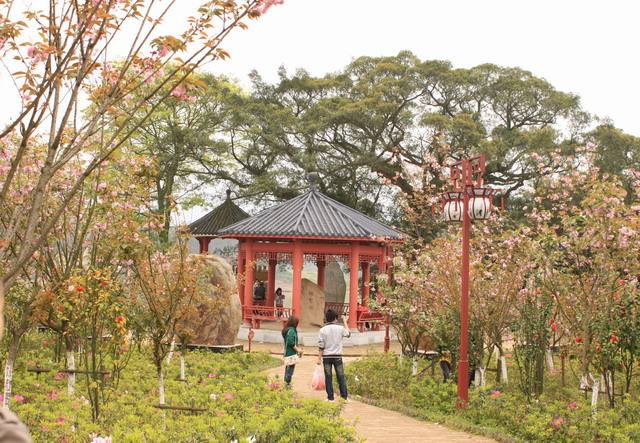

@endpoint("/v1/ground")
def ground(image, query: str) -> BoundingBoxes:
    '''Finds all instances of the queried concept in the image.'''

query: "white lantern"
[468,188,494,220]
[443,192,463,222]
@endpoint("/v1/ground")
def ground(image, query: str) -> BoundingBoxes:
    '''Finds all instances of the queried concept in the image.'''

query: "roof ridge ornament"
[307,172,319,191]
[226,189,232,199]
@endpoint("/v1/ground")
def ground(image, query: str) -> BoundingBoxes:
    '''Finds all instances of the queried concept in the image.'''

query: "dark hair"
[281,315,299,338]
[275,287,282,294]
[325,309,337,323]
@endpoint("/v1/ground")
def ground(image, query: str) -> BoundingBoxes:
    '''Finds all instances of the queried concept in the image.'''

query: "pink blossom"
[223,392,234,400]
[47,390,58,400]
[158,46,170,57]
[568,401,578,409]
[56,416,65,424]
[254,0,284,15]
[55,372,66,381]
[207,373,217,378]
[489,390,501,398]
[550,416,565,429]
[13,395,24,403]
[171,84,188,100]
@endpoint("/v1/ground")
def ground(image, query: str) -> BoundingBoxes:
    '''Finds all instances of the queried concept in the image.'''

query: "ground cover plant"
[4,332,354,443]
[346,353,640,443]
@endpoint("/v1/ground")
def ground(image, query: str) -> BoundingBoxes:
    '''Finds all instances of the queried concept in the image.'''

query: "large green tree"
[220,52,586,225]
[126,72,239,243]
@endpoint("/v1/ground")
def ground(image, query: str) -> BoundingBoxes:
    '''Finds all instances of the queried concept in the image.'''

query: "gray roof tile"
[189,190,250,236]
[218,188,402,241]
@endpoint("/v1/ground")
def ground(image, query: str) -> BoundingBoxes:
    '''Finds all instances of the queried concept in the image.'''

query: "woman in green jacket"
[282,316,301,386]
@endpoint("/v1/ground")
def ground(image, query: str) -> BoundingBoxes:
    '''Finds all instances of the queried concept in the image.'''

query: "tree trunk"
[475,366,486,387]
[499,354,508,385]
[67,350,76,397]
[158,366,165,405]
[179,354,186,380]
[411,356,418,376]
[545,349,554,371]
[604,370,615,408]
[591,374,600,412]
[166,338,176,365]
[2,338,19,408]
[534,351,545,396]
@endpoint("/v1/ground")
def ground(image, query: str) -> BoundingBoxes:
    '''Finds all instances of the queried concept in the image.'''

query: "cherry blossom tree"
[0,0,282,319]
[525,166,640,407]
[128,237,215,405]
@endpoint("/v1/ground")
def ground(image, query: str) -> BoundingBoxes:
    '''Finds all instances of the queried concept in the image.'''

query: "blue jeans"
[323,357,348,400]
[284,364,295,384]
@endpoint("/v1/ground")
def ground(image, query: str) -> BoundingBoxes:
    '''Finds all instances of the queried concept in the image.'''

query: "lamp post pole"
[457,160,471,407]
[443,155,493,408]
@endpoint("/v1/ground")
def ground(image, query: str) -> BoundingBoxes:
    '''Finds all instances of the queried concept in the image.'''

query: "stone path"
[267,355,496,443]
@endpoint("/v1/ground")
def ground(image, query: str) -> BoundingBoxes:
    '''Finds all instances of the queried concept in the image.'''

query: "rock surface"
[189,254,242,345]
[300,278,326,329]
[323,261,346,303]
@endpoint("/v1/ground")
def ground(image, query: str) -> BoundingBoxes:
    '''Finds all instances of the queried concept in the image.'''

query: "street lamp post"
[441,155,494,408]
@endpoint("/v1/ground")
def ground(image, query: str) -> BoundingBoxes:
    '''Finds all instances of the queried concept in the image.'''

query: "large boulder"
[323,261,346,303]
[300,278,326,329]
[189,255,242,345]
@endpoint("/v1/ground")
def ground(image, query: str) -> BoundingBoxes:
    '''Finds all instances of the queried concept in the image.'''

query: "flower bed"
[346,353,640,443]
[7,335,355,442]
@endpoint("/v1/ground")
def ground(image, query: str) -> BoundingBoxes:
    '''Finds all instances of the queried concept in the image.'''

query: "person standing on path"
[317,309,351,402]
[282,316,302,387]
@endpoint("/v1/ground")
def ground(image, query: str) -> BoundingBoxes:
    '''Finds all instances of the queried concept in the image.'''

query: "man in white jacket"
[317,309,351,401]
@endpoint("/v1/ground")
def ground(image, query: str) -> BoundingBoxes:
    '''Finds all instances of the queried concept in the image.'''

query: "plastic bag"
[311,364,325,390]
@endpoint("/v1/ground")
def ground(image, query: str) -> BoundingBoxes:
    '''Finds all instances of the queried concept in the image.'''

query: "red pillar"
[198,237,210,254]
[292,240,303,318]
[377,252,386,299]
[457,180,471,407]
[361,261,371,308]
[237,242,245,304]
[243,240,255,324]
[317,259,326,289]
[348,242,360,329]
[266,258,277,308]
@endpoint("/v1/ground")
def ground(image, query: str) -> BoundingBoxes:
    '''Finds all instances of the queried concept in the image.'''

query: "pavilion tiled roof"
[189,190,250,237]
[218,175,402,241]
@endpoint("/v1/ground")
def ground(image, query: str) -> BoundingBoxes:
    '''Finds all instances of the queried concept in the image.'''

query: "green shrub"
[346,353,640,443]
[6,337,355,442]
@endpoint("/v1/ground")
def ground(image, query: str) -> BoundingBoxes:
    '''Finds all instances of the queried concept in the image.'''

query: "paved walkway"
[266,355,495,443]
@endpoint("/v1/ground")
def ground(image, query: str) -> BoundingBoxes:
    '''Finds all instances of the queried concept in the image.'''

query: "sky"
[203,0,640,136]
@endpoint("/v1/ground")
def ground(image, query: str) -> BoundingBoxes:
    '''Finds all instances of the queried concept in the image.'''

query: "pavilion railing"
[243,306,291,329]
[324,302,349,318]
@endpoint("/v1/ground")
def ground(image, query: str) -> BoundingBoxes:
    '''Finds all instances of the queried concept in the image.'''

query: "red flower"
[115,316,125,324]
[99,281,108,287]
[619,279,626,286]
[551,323,558,332]
[575,337,583,344]
[76,286,84,293]
[568,401,578,409]
[610,334,619,344]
